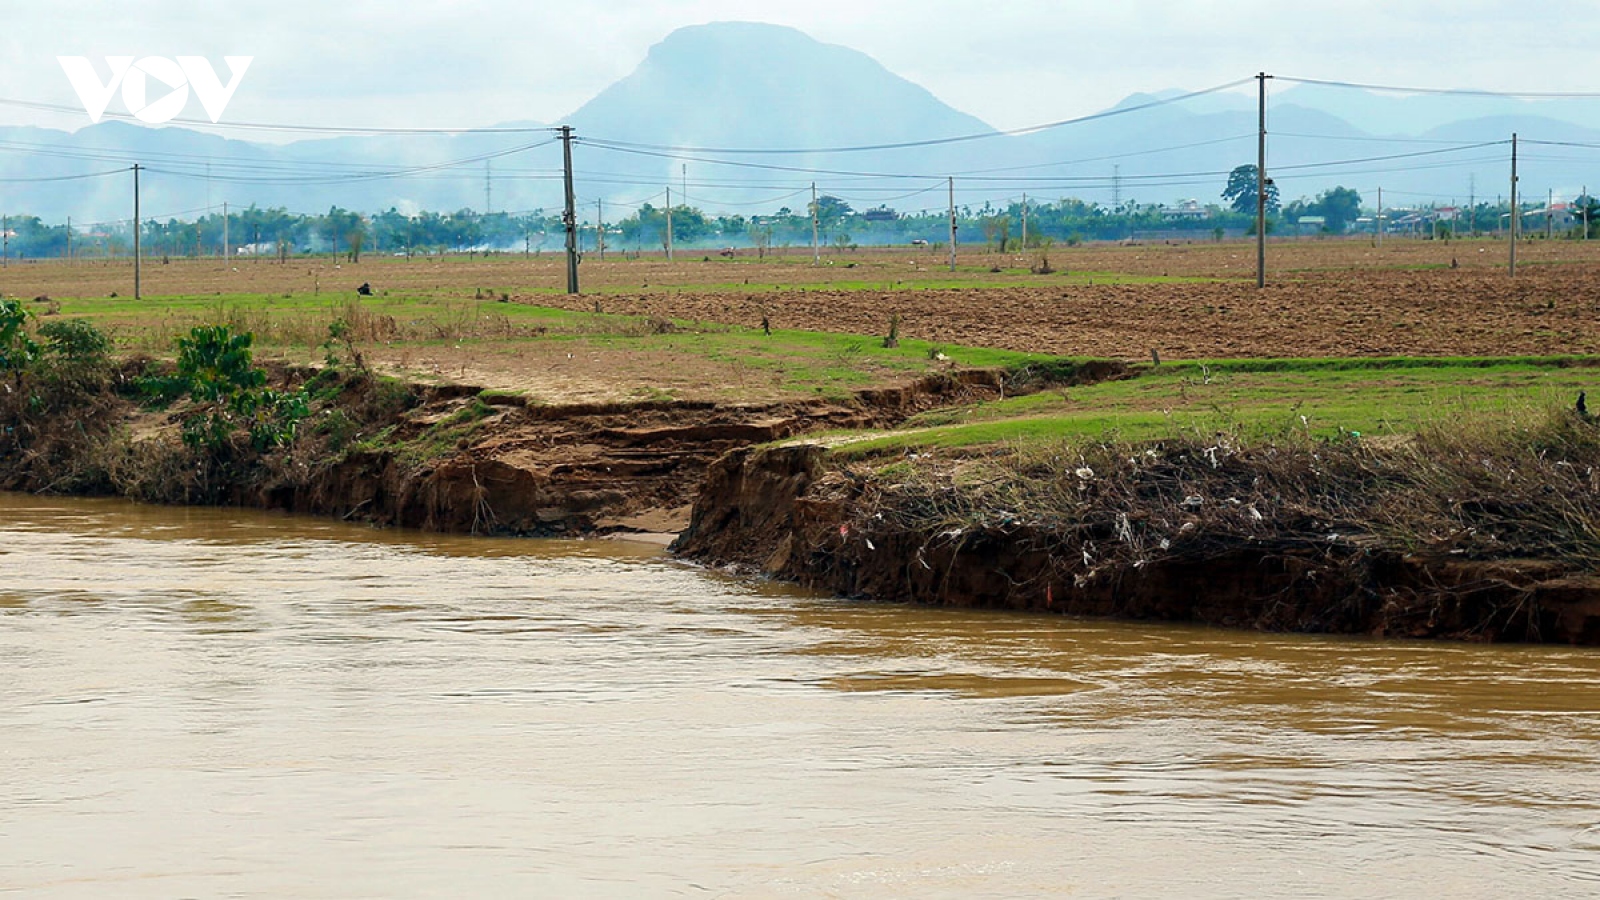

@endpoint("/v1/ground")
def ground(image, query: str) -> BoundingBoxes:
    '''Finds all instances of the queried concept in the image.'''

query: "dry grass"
[846,404,1600,582]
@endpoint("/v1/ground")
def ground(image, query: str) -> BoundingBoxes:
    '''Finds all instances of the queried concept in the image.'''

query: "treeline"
[0,198,1256,260]
[2,190,1593,260]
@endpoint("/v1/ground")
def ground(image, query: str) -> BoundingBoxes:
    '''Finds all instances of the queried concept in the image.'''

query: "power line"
[0,167,126,183]
[578,79,1255,155]
[1275,76,1600,99]
[144,138,560,185]
[0,95,559,136]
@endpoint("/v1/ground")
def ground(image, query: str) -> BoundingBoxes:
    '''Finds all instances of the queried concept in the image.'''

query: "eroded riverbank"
[4,344,1600,644]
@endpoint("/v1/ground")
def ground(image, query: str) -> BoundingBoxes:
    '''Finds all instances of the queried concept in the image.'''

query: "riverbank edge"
[671,443,1600,646]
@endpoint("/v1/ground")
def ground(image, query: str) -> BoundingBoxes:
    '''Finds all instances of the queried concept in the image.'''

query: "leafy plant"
[141,324,308,451]
[0,299,39,373]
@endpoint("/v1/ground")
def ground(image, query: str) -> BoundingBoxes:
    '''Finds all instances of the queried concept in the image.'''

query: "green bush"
[0,299,39,373]
[140,324,308,451]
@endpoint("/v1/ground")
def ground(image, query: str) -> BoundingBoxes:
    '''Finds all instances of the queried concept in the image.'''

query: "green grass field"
[828,357,1600,455]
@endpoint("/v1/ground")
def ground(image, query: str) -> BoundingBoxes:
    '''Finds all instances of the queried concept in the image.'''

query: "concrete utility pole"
[133,164,141,299]
[1510,133,1519,277]
[1021,192,1028,250]
[1468,174,1476,237]
[222,202,229,261]
[948,176,957,272]
[1256,72,1270,289]
[1548,188,1555,240]
[560,125,578,294]
[66,216,71,262]
[1377,187,1383,247]
[1585,185,1590,240]
[596,198,604,260]
[811,182,820,265]
[665,185,674,262]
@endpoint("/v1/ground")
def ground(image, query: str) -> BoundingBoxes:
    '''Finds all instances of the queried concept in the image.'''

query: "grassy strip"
[45,292,1076,401]
[830,356,1600,455]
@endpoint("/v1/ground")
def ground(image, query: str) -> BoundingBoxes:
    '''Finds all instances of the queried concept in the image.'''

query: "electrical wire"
[577,79,1254,155]
[0,96,558,136]
[1274,76,1600,100]
[0,167,127,183]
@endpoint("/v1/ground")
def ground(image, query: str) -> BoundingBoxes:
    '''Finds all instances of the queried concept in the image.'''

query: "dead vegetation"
[840,404,1600,588]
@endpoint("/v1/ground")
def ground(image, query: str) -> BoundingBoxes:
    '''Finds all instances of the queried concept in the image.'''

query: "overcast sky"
[1,1,1593,139]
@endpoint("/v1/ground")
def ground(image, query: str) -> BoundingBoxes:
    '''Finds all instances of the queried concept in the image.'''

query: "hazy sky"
[1,1,1592,138]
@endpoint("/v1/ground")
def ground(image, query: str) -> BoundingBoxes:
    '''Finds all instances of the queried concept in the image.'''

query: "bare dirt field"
[4,238,1597,403]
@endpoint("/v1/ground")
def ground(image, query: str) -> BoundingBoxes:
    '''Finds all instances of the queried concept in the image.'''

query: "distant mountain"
[0,21,1597,225]
[568,22,995,153]
[0,118,552,224]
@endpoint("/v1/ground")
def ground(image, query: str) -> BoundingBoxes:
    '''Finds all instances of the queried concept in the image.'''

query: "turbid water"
[3,493,1598,898]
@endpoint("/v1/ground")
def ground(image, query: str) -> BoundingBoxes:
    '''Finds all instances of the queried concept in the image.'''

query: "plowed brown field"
[4,238,1596,360]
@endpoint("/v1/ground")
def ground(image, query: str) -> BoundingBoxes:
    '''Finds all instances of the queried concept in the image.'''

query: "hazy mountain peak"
[568,21,996,149]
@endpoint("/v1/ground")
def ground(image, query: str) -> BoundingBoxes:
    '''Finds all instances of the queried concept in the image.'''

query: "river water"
[2,493,1598,898]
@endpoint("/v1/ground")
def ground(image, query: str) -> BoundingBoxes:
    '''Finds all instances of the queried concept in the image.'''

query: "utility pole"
[1548,188,1554,240]
[222,201,229,261]
[485,160,492,215]
[1111,165,1122,212]
[559,125,578,294]
[811,182,819,265]
[596,198,604,260]
[1377,187,1383,247]
[665,185,674,262]
[1510,133,1519,277]
[1256,71,1270,289]
[66,216,71,263]
[133,164,141,299]
[948,176,957,272]
[1021,192,1028,250]
[1585,184,1590,240]
[1468,174,1476,237]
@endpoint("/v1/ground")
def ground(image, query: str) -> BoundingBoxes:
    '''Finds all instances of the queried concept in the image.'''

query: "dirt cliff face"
[0,363,1023,538]
[674,445,1600,645]
[263,370,1016,536]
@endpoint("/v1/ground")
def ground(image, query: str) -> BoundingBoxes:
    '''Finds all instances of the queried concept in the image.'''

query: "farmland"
[3,235,1596,419]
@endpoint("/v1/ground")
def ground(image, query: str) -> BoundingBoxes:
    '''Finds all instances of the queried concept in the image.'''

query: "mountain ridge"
[0,21,1592,223]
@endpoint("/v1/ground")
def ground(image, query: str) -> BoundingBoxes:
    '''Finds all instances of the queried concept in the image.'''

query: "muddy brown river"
[3,493,1598,897]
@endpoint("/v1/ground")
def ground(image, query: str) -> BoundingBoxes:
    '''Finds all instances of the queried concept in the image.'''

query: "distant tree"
[1222,164,1279,216]
[1311,187,1362,233]
[1573,194,1600,239]
[809,195,853,229]
[748,223,773,259]
[981,215,1012,252]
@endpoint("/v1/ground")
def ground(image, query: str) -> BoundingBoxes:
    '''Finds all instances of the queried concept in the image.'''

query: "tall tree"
[1222,165,1280,216]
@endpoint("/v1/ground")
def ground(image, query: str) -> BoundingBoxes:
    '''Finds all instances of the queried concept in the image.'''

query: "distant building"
[1159,199,1209,220]
[1294,215,1326,234]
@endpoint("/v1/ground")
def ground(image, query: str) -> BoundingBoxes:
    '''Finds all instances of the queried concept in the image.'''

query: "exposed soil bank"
[673,444,1600,646]
[0,363,1028,538]
[273,370,1012,535]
